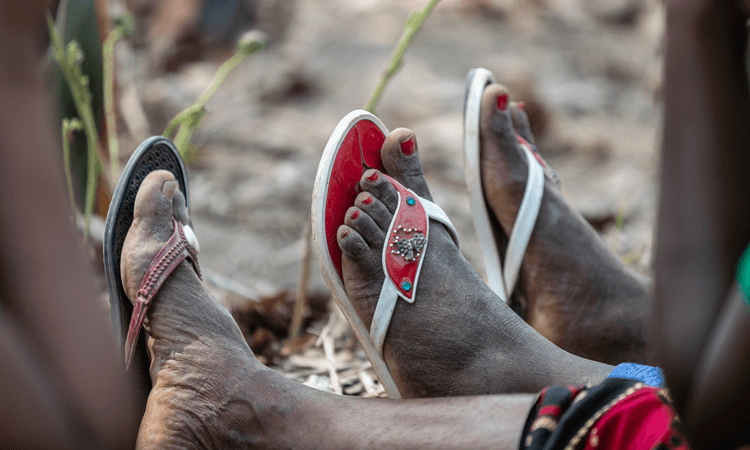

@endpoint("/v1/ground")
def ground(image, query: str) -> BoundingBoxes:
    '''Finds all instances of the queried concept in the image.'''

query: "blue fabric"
[607,363,665,388]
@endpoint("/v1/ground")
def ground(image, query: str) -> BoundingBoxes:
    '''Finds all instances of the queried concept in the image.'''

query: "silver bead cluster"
[388,225,427,262]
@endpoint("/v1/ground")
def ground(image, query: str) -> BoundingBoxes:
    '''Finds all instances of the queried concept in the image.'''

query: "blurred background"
[53,0,664,397]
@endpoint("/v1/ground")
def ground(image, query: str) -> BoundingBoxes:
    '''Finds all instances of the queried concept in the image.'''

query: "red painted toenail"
[341,229,349,238]
[366,171,379,182]
[518,101,524,110]
[350,209,360,220]
[497,94,508,111]
[362,195,373,205]
[400,137,415,155]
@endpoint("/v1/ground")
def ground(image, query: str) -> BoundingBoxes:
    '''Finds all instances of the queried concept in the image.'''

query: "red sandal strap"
[124,218,201,369]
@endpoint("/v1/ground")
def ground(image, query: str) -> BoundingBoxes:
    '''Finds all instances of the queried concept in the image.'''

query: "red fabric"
[538,405,562,418]
[582,387,689,450]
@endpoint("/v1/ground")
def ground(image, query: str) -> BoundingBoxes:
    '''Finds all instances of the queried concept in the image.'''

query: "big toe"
[121,170,182,299]
[480,84,527,176]
[133,170,179,238]
[380,128,432,201]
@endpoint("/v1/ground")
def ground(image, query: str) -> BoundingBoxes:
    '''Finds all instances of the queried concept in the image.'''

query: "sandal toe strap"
[370,175,458,359]
[124,218,201,369]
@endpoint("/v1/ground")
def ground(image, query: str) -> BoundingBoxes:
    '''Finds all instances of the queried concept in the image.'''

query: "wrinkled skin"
[121,172,281,448]
[5,0,750,446]
[477,84,652,364]
[117,169,559,449]
[118,84,659,444]
[336,128,612,398]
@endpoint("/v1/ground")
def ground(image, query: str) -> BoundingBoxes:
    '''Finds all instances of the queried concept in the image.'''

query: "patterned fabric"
[520,378,689,450]
[608,363,665,387]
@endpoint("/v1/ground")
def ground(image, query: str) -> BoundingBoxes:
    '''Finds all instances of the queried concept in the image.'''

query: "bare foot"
[479,83,651,364]
[120,170,298,448]
[118,170,543,449]
[337,129,612,398]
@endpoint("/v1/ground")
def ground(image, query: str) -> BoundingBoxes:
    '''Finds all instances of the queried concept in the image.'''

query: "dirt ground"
[110,0,664,396]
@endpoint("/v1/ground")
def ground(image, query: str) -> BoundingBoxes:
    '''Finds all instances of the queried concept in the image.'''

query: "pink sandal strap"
[124,218,201,369]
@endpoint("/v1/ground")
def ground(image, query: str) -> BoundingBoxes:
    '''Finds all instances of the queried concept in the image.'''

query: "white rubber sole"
[311,110,402,399]
[463,68,545,304]
[464,68,508,301]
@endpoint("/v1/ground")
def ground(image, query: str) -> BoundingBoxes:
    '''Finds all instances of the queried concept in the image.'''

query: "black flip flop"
[103,136,190,414]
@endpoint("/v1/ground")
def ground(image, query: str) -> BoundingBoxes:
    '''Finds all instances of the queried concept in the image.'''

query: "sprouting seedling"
[614,207,625,231]
[164,30,267,156]
[62,118,84,218]
[364,0,441,114]
[103,12,135,178]
[610,207,641,264]
[48,12,107,243]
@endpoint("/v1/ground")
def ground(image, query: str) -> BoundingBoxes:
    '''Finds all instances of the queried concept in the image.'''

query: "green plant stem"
[103,28,123,178]
[173,112,202,155]
[48,12,103,242]
[61,119,82,218]
[364,0,441,113]
[163,47,261,154]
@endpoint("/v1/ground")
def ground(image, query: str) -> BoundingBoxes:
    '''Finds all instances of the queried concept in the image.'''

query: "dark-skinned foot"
[118,170,544,449]
[336,129,613,398]
[478,83,651,364]
[120,170,312,448]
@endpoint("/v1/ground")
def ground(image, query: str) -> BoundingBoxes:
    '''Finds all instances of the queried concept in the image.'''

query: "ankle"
[143,263,248,363]
[205,368,320,449]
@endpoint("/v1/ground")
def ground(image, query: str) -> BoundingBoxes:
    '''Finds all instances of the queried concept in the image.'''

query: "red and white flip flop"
[312,110,459,399]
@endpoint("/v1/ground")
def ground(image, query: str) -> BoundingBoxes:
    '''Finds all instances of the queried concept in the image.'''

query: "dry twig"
[290,220,312,338]
[323,336,343,395]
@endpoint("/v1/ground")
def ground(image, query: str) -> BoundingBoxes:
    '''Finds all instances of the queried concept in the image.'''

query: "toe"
[510,102,535,145]
[380,128,432,201]
[345,207,385,248]
[355,192,392,231]
[337,225,369,259]
[131,170,180,243]
[122,170,180,299]
[171,187,200,252]
[172,188,191,227]
[359,169,400,212]
[480,84,526,171]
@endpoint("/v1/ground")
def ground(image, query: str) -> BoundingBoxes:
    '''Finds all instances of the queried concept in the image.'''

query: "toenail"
[366,171,379,182]
[362,195,373,205]
[400,136,415,156]
[497,94,508,112]
[162,180,178,198]
[349,209,360,220]
[518,101,524,110]
[341,229,349,238]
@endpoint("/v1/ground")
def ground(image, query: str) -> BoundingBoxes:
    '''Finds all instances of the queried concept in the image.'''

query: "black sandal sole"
[103,136,189,414]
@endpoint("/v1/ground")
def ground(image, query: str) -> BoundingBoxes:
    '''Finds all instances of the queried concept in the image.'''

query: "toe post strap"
[501,137,544,300]
[370,175,458,359]
[124,218,201,369]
